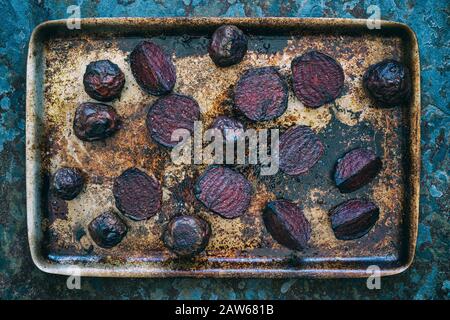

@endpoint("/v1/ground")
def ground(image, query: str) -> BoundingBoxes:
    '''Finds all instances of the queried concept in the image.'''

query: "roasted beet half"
[263,200,311,250]
[363,59,411,107]
[329,199,380,240]
[210,115,245,142]
[113,168,162,221]
[51,167,84,200]
[163,215,211,257]
[291,50,344,108]
[195,166,252,219]
[279,125,324,176]
[73,102,121,142]
[234,67,288,121]
[130,40,176,96]
[88,211,128,248]
[208,25,248,67]
[83,60,125,102]
[146,93,200,147]
[334,148,382,193]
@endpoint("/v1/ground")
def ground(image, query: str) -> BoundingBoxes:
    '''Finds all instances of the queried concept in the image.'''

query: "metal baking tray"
[26,17,420,278]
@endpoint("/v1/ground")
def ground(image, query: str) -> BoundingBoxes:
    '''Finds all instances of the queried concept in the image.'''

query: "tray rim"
[26,17,421,278]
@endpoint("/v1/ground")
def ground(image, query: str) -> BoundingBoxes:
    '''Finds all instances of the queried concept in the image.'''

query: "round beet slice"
[234,67,288,121]
[194,166,252,219]
[279,125,324,176]
[146,94,200,147]
[291,51,344,108]
[113,168,162,220]
[263,199,311,250]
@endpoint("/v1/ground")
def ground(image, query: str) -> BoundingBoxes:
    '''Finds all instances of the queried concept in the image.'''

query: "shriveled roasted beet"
[279,125,324,176]
[291,51,344,108]
[363,59,411,107]
[234,67,288,121]
[210,115,245,142]
[130,40,176,96]
[83,60,125,102]
[263,200,311,250]
[195,166,252,219]
[51,167,84,200]
[334,148,382,193]
[208,25,248,67]
[113,168,162,221]
[329,199,380,240]
[146,93,200,147]
[73,102,121,142]
[88,211,127,248]
[163,215,211,257]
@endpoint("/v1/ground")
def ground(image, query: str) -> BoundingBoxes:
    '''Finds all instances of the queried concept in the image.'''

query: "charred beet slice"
[279,125,324,176]
[51,167,84,200]
[329,199,380,240]
[291,51,344,108]
[334,148,382,193]
[163,215,211,257]
[194,166,252,219]
[73,102,121,142]
[210,115,245,142]
[263,200,311,250]
[363,59,411,107]
[208,25,248,67]
[146,93,200,147]
[83,60,125,102]
[113,168,162,221]
[130,40,176,96]
[234,67,288,121]
[88,211,128,248]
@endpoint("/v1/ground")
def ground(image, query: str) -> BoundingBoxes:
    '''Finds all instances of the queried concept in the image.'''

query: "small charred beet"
[163,215,211,257]
[83,60,125,102]
[363,59,411,107]
[208,25,248,67]
[329,199,380,240]
[334,148,382,193]
[73,102,121,142]
[130,40,176,96]
[263,200,311,250]
[291,51,344,108]
[210,116,245,142]
[88,211,127,248]
[51,167,84,200]
[195,166,252,219]
[113,168,162,221]
[279,125,324,176]
[146,93,200,147]
[234,67,288,121]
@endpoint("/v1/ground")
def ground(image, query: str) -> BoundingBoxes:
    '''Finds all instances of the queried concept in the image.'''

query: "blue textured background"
[0,0,448,299]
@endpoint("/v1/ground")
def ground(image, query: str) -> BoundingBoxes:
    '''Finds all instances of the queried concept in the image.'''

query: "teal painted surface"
[0,0,448,299]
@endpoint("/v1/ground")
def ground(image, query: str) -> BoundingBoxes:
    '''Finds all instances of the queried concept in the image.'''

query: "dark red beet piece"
[208,25,248,67]
[363,59,411,107]
[334,148,382,193]
[130,40,176,96]
[88,211,128,248]
[163,215,211,257]
[51,167,84,200]
[263,200,311,250]
[210,115,245,142]
[113,168,162,221]
[234,67,288,121]
[279,125,324,176]
[73,102,121,142]
[194,166,252,219]
[329,199,380,240]
[146,93,200,147]
[83,60,125,102]
[291,51,344,108]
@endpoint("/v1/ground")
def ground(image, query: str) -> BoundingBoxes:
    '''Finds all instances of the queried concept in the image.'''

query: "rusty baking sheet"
[26,18,420,278]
